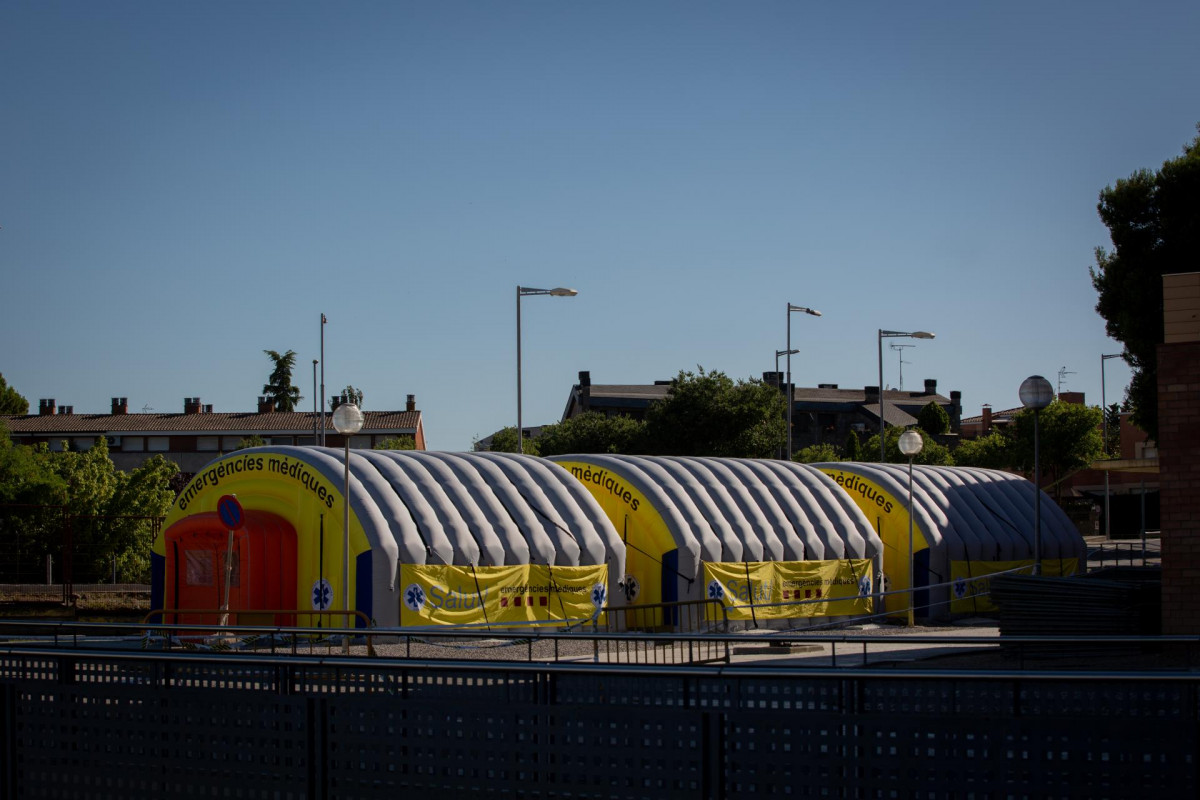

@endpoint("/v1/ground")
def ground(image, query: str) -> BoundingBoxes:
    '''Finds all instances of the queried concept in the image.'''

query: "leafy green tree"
[843,430,862,461]
[1103,403,1122,457]
[792,442,842,463]
[0,423,64,506]
[1091,126,1200,439]
[952,431,1014,470]
[233,434,267,450]
[641,368,786,458]
[479,426,539,456]
[99,455,178,581]
[1007,400,1104,500]
[336,385,364,408]
[374,436,416,451]
[536,412,645,456]
[863,427,954,466]
[50,436,117,520]
[0,373,29,415]
[262,349,302,411]
[917,401,950,436]
[0,422,67,580]
[0,431,178,583]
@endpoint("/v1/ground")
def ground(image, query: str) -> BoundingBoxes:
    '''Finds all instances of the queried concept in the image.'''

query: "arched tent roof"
[547,454,882,588]
[813,463,1084,563]
[326,447,625,571]
[164,447,627,627]
[813,462,1086,614]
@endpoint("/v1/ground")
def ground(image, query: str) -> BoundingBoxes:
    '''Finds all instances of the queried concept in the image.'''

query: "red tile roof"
[1,410,420,435]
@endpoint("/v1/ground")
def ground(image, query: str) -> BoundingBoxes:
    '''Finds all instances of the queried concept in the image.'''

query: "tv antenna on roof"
[890,342,915,391]
[141,404,154,413]
[1057,366,1076,394]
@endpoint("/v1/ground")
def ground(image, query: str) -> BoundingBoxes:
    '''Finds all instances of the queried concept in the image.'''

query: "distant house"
[473,425,546,452]
[562,371,962,450]
[3,394,425,474]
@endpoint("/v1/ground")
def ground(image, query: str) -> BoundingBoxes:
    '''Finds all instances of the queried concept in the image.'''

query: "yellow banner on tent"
[702,559,873,620]
[399,564,608,627]
[949,558,1079,613]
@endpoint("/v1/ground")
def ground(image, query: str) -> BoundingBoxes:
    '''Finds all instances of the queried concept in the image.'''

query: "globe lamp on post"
[898,428,924,626]
[332,401,364,652]
[1019,375,1054,575]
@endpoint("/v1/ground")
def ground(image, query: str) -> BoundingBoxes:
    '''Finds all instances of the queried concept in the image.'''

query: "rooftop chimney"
[257,396,276,414]
[578,370,591,388]
[817,383,839,390]
[39,398,56,416]
[406,394,416,413]
[58,405,73,415]
[948,390,962,431]
[184,397,202,415]
[923,378,938,396]
[982,404,993,433]
[111,397,128,415]
[864,385,880,403]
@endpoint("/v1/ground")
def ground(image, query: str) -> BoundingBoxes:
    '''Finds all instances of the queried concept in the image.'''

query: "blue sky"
[2,2,1196,450]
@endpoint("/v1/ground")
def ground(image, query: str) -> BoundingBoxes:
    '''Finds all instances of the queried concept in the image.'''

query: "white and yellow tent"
[153,448,624,628]
[814,463,1086,617]
[547,455,883,627]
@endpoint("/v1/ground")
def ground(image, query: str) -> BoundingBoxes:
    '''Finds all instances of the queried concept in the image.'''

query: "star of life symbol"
[620,574,640,602]
[707,580,725,601]
[403,583,427,613]
[953,577,968,599]
[858,574,873,596]
[590,584,607,609]
[311,579,332,611]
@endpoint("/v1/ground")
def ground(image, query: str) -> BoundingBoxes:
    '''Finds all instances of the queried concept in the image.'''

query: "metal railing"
[1088,539,1160,569]
[3,616,1198,670]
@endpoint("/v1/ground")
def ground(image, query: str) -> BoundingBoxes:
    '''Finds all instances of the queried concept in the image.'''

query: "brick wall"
[1159,273,1200,634]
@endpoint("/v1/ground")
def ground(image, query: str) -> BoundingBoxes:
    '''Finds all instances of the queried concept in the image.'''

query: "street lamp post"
[1101,353,1122,540]
[1019,375,1054,575]
[877,330,935,461]
[312,359,319,443]
[319,313,327,446]
[775,349,799,375]
[332,401,364,652]
[776,348,799,460]
[898,429,924,626]
[786,304,822,460]
[516,286,577,454]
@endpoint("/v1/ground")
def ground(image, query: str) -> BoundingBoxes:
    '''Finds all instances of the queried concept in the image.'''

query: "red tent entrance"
[163,510,298,626]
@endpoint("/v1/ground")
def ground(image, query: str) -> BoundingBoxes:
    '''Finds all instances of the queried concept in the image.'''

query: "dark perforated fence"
[0,646,1196,798]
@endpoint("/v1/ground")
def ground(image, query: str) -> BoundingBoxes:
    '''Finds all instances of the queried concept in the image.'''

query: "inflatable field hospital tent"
[153,448,624,628]
[813,463,1087,618]
[546,455,883,627]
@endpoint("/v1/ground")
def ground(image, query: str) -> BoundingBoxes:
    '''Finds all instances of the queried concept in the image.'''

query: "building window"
[123,437,144,452]
[222,436,244,450]
[196,436,219,452]
[73,438,95,451]
[267,436,293,446]
[148,437,170,452]
[350,435,371,449]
